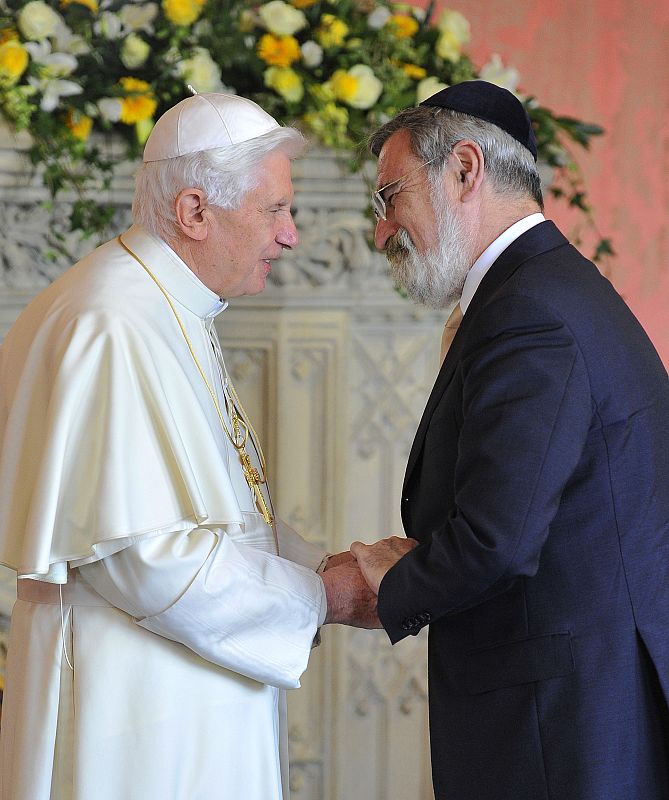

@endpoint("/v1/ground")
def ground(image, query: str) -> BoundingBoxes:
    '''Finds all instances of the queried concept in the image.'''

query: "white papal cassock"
[0,224,327,800]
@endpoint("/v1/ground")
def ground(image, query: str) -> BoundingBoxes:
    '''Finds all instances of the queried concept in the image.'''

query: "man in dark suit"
[351,81,669,800]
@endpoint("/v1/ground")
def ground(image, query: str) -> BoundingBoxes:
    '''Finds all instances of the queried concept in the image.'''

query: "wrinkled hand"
[321,560,381,628]
[323,550,356,570]
[350,536,419,595]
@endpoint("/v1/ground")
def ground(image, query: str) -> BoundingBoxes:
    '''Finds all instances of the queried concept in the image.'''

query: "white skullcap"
[143,93,280,163]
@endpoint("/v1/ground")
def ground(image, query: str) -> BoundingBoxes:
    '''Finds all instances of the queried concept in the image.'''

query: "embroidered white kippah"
[143,93,280,163]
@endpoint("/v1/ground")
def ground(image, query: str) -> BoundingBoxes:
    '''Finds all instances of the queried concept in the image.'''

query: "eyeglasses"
[372,157,439,221]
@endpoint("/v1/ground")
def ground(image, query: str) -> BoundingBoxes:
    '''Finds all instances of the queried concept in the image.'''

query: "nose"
[374,216,400,251]
[277,214,299,250]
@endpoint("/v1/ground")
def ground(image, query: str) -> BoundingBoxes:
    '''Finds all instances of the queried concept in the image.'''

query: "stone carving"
[347,628,428,717]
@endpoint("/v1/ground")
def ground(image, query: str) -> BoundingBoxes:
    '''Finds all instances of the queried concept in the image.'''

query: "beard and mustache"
[385,189,474,309]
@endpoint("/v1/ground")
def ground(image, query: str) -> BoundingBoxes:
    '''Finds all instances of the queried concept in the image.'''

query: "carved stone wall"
[0,125,443,799]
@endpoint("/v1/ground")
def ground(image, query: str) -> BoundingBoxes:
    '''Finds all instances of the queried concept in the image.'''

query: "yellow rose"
[386,14,418,39]
[121,33,151,69]
[177,47,223,93]
[17,1,62,41]
[416,76,448,104]
[290,0,317,7]
[437,9,470,44]
[162,0,205,27]
[0,40,29,84]
[401,63,426,80]
[135,117,155,145]
[304,102,349,147]
[0,28,20,44]
[316,14,348,48]
[118,76,157,124]
[264,66,304,102]
[329,70,358,105]
[257,34,301,67]
[258,1,307,36]
[61,0,99,13]
[436,29,461,62]
[65,109,93,140]
[329,64,382,109]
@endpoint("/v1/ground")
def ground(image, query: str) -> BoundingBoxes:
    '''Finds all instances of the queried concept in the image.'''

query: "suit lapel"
[402,221,569,494]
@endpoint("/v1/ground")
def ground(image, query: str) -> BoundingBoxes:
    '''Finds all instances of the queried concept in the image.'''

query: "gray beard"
[386,192,473,309]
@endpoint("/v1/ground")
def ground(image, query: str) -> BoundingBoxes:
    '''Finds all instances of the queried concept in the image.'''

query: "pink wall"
[415,0,669,365]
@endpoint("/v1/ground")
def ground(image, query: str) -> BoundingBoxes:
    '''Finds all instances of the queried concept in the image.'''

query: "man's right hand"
[321,561,381,629]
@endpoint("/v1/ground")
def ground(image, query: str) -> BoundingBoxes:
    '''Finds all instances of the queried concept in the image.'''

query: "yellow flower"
[0,40,29,84]
[316,14,348,48]
[257,34,300,67]
[118,77,157,124]
[386,14,418,39]
[401,63,426,80]
[330,70,358,105]
[162,0,206,27]
[329,64,382,109]
[436,30,462,62]
[0,28,19,44]
[303,102,349,148]
[437,9,470,44]
[61,0,98,12]
[65,109,93,140]
[264,66,304,102]
[290,0,317,7]
[416,76,448,104]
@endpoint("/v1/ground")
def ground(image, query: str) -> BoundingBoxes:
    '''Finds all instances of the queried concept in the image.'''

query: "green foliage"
[0,0,610,262]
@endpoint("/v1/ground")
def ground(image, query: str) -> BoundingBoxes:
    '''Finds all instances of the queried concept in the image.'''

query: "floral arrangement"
[0,0,611,259]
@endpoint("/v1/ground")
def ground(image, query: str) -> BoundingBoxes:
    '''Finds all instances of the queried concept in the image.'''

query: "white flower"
[98,97,122,122]
[300,40,323,68]
[437,9,470,44]
[17,0,62,41]
[24,40,77,74]
[177,47,223,93]
[53,23,90,56]
[479,54,520,95]
[348,64,383,109]
[416,76,448,104]
[119,2,158,34]
[41,79,81,111]
[367,6,392,30]
[95,11,123,39]
[258,0,307,36]
[121,33,150,68]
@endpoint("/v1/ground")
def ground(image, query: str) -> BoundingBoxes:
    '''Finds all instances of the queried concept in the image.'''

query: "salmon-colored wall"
[413,0,669,366]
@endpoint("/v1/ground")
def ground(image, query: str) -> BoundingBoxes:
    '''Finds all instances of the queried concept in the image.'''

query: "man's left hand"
[350,536,418,595]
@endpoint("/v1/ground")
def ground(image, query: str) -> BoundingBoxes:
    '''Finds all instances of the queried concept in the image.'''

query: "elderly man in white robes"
[0,93,378,800]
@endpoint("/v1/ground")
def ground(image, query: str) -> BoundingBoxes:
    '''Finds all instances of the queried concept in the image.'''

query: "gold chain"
[117,234,274,525]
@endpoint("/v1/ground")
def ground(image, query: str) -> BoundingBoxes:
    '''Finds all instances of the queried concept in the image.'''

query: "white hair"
[132,126,307,242]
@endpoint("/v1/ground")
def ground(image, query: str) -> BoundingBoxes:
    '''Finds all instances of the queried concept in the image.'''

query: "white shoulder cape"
[0,227,247,578]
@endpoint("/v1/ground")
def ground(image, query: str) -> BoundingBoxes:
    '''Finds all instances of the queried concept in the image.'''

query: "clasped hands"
[321,536,418,628]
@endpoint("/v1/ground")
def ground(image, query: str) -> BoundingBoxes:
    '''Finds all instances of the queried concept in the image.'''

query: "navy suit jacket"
[378,221,669,800]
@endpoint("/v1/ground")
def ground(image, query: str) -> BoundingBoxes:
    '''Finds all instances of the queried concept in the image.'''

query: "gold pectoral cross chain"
[117,234,275,527]
[239,452,273,525]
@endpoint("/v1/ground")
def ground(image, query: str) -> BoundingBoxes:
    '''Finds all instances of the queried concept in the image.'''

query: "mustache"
[385,229,413,261]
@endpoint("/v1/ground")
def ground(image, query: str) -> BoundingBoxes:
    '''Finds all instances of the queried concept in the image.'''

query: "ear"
[174,188,209,242]
[450,140,485,203]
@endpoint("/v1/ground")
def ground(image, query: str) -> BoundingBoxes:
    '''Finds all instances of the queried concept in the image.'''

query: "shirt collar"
[460,213,545,315]
[120,224,228,320]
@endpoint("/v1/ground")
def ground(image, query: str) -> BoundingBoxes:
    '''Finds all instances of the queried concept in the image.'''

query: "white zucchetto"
[143,92,280,163]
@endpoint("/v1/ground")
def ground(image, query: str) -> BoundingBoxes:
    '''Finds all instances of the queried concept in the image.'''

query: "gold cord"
[117,234,274,525]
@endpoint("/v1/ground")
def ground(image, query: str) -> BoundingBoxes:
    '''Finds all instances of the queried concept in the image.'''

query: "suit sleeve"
[378,294,593,643]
